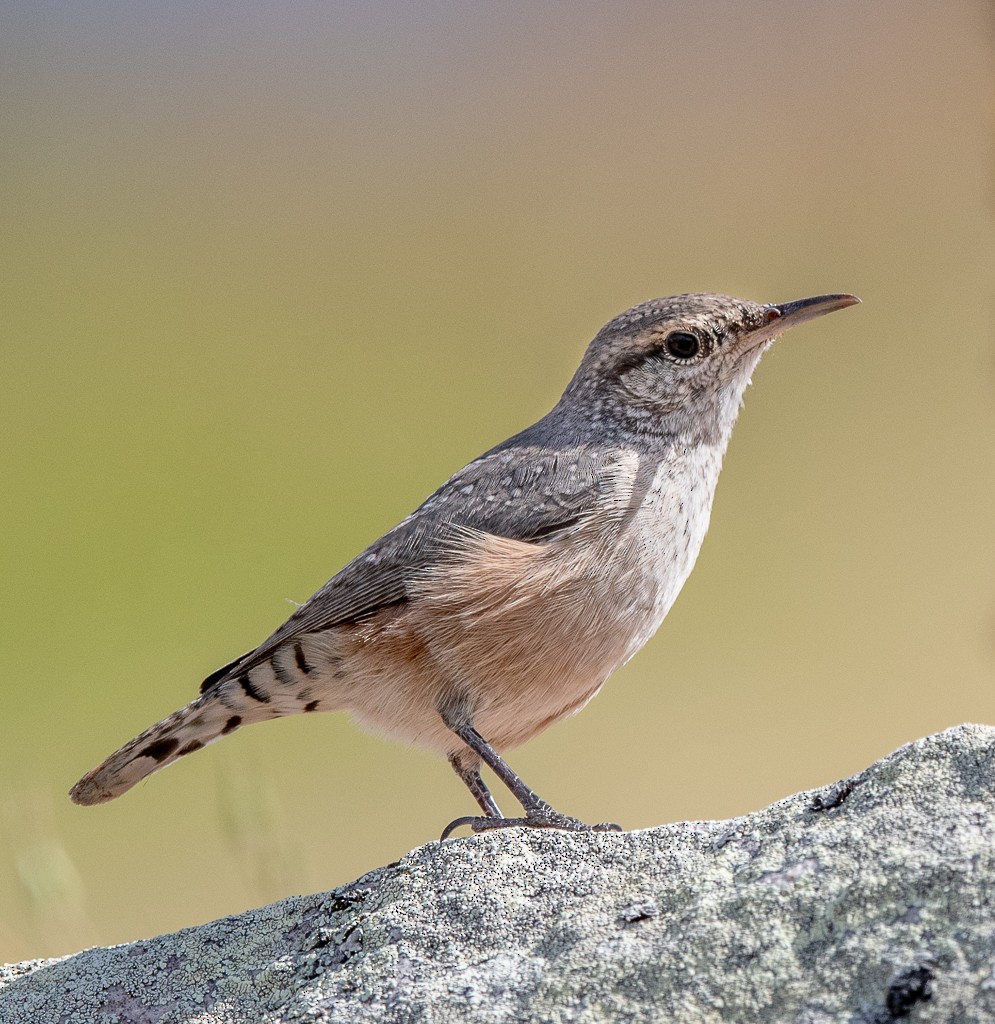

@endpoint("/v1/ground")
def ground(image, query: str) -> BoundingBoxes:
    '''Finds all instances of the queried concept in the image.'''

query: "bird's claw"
[441,811,622,839]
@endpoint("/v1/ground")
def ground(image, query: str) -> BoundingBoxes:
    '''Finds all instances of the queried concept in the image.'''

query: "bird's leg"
[440,719,621,838]
[448,753,503,817]
[442,752,504,839]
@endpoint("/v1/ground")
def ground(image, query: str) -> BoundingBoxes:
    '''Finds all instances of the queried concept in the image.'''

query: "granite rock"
[3,725,995,1023]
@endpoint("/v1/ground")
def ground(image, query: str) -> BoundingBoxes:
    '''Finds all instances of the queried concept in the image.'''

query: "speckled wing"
[199,441,635,692]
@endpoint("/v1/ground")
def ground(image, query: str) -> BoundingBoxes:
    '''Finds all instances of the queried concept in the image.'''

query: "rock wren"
[70,292,860,836]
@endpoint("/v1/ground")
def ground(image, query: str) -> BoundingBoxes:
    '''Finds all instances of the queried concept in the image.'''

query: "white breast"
[613,443,726,661]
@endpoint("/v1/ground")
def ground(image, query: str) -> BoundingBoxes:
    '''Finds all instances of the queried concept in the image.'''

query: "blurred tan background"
[2,0,993,962]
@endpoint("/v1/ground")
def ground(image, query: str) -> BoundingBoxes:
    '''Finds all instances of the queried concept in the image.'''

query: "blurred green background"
[2,1,993,962]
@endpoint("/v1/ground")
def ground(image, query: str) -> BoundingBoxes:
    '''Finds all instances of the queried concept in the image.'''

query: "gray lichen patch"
[4,725,995,1023]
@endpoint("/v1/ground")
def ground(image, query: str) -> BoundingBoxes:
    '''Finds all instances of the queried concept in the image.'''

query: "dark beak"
[739,293,861,351]
[770,293,861,328]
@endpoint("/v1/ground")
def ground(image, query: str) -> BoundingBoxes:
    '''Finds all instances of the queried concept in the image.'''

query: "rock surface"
[3,725,995,1023]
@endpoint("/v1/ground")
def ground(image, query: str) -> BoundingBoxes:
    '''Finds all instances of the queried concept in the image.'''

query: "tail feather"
[71,638,343,806]
[69,686,268,806]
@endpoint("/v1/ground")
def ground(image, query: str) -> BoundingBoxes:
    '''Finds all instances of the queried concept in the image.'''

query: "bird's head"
[565,292,860,442]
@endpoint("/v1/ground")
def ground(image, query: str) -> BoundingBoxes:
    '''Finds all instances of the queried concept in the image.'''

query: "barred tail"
[70,639,342,806]
[69,687,266,806]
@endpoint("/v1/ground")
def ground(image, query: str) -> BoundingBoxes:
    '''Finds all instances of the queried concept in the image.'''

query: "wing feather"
[200,440,631,691]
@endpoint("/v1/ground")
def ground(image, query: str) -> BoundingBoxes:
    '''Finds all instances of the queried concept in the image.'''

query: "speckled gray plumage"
[197,293,774,681]
[70,292,858,818]
[206,293,772,678]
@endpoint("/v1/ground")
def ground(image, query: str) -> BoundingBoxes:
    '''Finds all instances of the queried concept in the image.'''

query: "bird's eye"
[664,331,701,360]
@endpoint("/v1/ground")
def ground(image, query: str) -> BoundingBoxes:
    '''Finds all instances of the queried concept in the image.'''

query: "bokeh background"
[2,0,993,962]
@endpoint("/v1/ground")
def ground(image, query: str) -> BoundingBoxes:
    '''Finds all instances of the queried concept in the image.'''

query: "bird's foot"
[441,810,622,840]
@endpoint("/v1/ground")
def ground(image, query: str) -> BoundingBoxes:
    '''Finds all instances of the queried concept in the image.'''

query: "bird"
[70,291,860,837]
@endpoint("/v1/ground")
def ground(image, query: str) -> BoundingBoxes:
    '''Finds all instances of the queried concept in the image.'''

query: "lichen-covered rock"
[3,725,995,1023]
